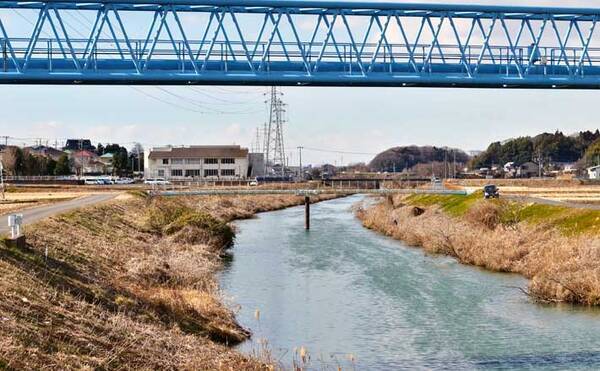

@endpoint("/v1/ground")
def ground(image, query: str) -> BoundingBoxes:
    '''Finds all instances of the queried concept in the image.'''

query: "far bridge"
[152,187,467,229]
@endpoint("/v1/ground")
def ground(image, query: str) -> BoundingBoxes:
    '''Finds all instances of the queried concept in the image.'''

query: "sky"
[0,0,599,166]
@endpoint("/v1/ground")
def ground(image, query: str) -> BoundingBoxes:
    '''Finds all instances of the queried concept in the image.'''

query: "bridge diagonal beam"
[395,15,420,73]
[51,8,81,70]
[103,8,125,59]
[448,14,472,77]
[313,13,338,72]
[573,20,593,66]
[575,17,597,75]
[372,15,395,65]
[524,18,547,75]
[285,11,311,75]
[257,11,282,72]
[81,8,102,60]
[475,18,496,64]
[421,15,446,72]
[171,6,200,73]
[426,15,447,65]
[249,13,268,61]
[551,17,572,74]
[358,14,374,57]
[500,16,524,78]
[44,9,69,60]
[83,7,109,70]
[268,12,291,62]
[139,10,159,61]
[23,8,47,71]
[340,13,366,75]
[367,14,392,73]
[142,10,167,71]
[0,16,20,72]
[112,7,141,72]
[320,13,343,63]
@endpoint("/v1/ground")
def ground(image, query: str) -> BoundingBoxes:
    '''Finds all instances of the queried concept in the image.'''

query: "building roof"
[73,150,98,158]
[26,146,66,159]
[588,165,600,171]
[148,145,249,160]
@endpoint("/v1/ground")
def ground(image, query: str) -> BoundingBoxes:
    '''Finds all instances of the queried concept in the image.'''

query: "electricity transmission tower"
[251,127,262,153]
[263,87,287,176]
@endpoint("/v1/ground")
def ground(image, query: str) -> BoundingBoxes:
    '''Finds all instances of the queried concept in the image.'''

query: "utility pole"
[443,147,448,179]
[0,161,4,200]
[453,150,457,178]
[298,146,303,180]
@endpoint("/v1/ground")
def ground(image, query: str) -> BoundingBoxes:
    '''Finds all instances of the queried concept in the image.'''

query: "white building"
[588,165,600,180]
[144,145,250,180]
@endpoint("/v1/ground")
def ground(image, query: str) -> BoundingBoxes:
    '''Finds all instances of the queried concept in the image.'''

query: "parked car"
[249,180,258,186]
[144,178,170,185]
[115,178,135,184]
[483,184,500,199]
[83,178,102,185]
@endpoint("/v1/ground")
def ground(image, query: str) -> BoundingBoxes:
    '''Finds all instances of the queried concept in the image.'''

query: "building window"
[221,158,235,164]
[221,169,236,176]
[186,158,201,164]
[204,158,218,164]
[171,158,184,165]
[157,170,165,177]
[204,169,218,177]
[171,169,183,177]
[162,159,169,165]
[185,169,201,177]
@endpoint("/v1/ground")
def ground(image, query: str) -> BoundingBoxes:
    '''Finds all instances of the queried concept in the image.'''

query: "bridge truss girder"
[1,1,600,88]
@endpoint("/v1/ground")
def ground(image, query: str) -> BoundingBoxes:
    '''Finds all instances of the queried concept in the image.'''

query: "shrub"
[464,201,502,230]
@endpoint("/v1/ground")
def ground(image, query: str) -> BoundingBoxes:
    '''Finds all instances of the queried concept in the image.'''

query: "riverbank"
[0,193,336,369]
[356,193,600,305]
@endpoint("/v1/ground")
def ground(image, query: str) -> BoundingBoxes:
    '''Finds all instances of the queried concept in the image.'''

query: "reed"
[0,194,336,369]
[357,195,600,305]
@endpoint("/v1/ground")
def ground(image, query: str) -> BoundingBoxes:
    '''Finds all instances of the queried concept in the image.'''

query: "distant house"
[588,165,600,180]
[503,162,517,178]
[26,145,66,161]
[98,153,114,173]
[99,153,113,163]
[70,150,104,175]
[517,162,540,178]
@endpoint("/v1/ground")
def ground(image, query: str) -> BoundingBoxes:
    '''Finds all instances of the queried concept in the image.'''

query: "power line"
[154,87,263,115]
[301,146,378,156]
[188,86,264,105]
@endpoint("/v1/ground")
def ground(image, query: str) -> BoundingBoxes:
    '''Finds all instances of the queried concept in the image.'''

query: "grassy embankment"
[357,192,600,305]
[0,193,336,370]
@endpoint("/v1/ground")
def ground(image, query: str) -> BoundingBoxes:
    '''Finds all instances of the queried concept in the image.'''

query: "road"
[0,194,118,234]
[505,195,600,210]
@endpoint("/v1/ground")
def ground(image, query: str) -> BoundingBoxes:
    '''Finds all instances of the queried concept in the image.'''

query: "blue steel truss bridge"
[2,0,600,88]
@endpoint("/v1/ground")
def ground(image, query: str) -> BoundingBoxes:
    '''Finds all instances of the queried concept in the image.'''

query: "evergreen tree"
[54,154,72,175]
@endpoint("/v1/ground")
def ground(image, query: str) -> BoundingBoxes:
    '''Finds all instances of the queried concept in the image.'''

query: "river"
[219,195,600,370]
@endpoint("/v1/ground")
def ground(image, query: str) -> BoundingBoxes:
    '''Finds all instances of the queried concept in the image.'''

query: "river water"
[219,196,600,370]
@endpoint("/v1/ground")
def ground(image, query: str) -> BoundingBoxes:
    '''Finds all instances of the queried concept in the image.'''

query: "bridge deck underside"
[2,59,600,88]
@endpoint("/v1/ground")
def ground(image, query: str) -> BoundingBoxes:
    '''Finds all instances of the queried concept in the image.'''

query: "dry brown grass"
[357,196,600,306]
[0,193,333,369]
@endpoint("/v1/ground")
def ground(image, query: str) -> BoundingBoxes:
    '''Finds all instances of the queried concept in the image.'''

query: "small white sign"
[7,214,23,239]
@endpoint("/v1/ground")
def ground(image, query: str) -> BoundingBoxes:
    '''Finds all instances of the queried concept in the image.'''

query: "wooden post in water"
[304,196,310,230]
